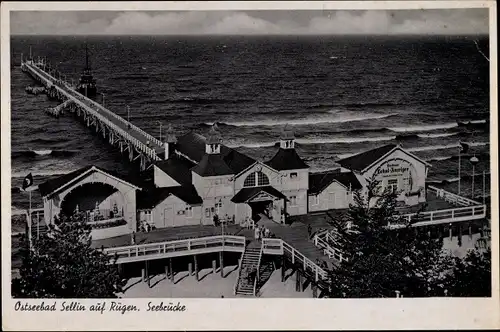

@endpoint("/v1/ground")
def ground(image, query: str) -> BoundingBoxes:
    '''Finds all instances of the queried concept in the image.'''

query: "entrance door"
[164,208,174,227]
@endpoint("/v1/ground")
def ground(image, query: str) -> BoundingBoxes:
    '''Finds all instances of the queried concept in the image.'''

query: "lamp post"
[470,156,479,199]
[157,121,163,141]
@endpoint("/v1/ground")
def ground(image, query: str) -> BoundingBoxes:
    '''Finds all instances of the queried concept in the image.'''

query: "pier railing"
[103,235,246,263]
[427,185,482,206]
[23,62,161,161]
[262,238,329,283]
[313,231,348,263]
[392,204,486,228]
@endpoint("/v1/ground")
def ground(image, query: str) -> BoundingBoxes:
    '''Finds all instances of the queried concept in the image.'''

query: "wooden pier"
[21,58,164,170]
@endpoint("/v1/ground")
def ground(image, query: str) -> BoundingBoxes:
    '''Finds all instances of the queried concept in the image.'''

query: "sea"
[10,35,491,213]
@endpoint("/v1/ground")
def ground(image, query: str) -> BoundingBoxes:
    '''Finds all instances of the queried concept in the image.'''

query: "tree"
[12,213,125,298]
[328,178,453,298]
[445,247,491,297]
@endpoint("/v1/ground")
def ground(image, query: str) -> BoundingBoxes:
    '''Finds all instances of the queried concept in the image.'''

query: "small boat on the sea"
[76,44,97,97]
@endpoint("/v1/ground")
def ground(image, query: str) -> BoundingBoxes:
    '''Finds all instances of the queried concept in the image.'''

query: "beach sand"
[121,265,314,298]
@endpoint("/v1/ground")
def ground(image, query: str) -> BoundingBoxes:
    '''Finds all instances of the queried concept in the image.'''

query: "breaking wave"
[206,112,398,127]
[227,135,397,148]
[417,132,459,138]
[389,123,459,132]
[11,149,78,159]
[296,136,396,144]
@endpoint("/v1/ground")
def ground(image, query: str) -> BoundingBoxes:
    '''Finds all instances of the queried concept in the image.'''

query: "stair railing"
[253,244,264,296]
[233,242,247,295]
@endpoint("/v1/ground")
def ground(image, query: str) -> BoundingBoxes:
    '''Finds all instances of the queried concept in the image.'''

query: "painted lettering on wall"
[374,159,412,177]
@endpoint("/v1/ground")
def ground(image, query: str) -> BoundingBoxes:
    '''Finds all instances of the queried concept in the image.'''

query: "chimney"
[164,125,177,160]
[164,142,169,160]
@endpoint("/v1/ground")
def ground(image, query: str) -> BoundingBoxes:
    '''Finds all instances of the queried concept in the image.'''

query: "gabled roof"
[308,170,362,195]
[265,148,309,171]
[155,155,195,185]
[337,144,431,173]
[176,131,207,162]
[38,165,141,198]
[337,144,397,172]
[231,185,287,203]
[191,154,234,177]
[176,131,256,175]
[137,184,203,209]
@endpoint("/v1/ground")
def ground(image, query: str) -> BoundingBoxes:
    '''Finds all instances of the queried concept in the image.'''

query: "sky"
[10,9,489,36]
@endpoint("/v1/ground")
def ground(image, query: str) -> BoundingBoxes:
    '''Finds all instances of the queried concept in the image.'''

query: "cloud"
[10,10,489,35]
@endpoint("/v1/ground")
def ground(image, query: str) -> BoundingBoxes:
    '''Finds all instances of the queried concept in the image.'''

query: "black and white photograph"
[1,1,498,330]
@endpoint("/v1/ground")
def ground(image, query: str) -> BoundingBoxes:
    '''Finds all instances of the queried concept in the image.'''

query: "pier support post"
[169,258,174,283]
[165,265,169,279]
[281,256,286,282]
[468,223,472,239]
[188,263,193,276]
[194,255,199,281]
[212,260,217,274]
[312,283,318,298]
[146,261,150,287]
[129,145,134,161]
[449,223,453,240]
[458,223,462,247]
[141,268,146,282]
[219,252,224,278]
[118,264,123,276]
[295,270,302,292]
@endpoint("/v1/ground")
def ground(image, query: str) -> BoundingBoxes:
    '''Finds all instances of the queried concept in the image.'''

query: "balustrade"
[104,235,246,263]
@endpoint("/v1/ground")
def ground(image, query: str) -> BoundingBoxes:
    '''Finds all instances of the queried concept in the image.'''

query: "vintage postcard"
[1,1,498,330]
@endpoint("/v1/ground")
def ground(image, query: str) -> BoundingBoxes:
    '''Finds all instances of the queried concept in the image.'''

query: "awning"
[231,186,287,203]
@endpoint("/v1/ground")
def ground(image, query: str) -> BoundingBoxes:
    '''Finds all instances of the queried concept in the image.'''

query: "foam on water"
[417,133,458,138]
[33,149,53,156]
[209,112,397,127]
[389,122,458,132]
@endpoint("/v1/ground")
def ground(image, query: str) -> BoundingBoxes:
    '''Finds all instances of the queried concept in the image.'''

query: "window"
[258,172,270,186]
[215,199,222,215]
[289,195,297,206]
[243,171,270,187]
[243,173,256,187]
[205,208,211,218]
[186,206,193,218]
[312,195,319,205]
[403,175,412,191]
[144,210,152,222]
[387,179,398,192]
[290,172,298,179]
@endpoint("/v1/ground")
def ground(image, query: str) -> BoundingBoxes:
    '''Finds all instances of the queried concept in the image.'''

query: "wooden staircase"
[234,241,262,296]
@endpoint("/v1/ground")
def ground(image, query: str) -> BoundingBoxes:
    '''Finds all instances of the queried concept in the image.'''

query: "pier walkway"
[21,58,164,169]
